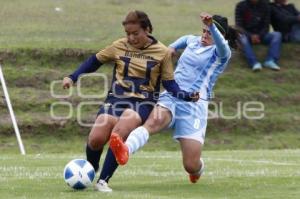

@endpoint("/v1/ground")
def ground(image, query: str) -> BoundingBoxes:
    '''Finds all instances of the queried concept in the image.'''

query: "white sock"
[126,126,149,155]
[198,158,205,175]
[191,158,205,176]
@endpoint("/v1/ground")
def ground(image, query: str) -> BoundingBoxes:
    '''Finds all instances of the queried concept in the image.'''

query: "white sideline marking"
[131,155,300,166]
[205,158,300,166]
[1,151,299,166]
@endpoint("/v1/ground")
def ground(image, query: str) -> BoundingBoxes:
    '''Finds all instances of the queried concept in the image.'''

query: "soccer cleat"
[189,158,205,184]
[263,60,280,71]
[109,133,129,165]
[189,174,200,183]
[95,180,112,192]
[252,62,262,72]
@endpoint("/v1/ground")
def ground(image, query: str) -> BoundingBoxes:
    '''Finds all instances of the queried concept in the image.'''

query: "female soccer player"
[62,10,197,192]
[109,13,238,183]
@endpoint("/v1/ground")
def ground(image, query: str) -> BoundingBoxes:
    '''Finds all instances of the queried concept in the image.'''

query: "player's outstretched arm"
[69,54,102,82]
[169,35,191,51]
[62,54,102,89]
[201,13,230,58]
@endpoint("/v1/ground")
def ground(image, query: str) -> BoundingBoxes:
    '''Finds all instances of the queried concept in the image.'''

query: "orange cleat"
[189,174,200,183]
[109,133,129,165]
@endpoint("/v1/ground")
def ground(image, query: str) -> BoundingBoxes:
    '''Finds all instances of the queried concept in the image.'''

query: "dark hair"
[122,10,153,33]
[212,15,239,49]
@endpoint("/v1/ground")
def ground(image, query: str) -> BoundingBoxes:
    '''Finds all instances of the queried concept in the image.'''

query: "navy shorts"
[97,94,155,124]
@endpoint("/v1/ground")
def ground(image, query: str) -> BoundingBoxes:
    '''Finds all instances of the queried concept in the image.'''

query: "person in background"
[235,0,282,71]
[270,0,300,42]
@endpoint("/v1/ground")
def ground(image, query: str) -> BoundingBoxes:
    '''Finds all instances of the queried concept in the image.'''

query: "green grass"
[0,1,300,151]
[1,0,300,49]
[0,0,238,49]
[0,150,299,199]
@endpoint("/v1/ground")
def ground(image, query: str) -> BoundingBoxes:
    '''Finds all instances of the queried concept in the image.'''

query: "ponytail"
[213,15,240,49]
[226,26,240,49]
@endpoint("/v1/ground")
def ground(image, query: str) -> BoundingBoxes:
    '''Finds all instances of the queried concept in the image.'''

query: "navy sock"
[86,144,103,172]
[98,148,119,183]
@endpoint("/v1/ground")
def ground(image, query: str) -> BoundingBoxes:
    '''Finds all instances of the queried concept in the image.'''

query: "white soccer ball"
[63,159,95,190]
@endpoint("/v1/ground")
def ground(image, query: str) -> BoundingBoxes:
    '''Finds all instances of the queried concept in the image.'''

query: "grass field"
[1,0,300,49]
[0,0,300,152]
[0,0,241,49]
[1,150,300,199]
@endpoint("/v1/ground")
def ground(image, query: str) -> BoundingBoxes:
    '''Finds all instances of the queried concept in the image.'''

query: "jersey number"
[193,119,201,129]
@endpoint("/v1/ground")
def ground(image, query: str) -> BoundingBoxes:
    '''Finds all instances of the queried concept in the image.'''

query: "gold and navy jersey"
[96,36,174,101]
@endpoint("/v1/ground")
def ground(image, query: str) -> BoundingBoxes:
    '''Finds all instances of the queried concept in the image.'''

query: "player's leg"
[111,108,143,138]
[110,105,172,165]
[109,92,175,165]
[95,108,145,192]
[174,100,208,183]
[86,114,118,172]
[86,95,120,173]
[127,105,172,153]
[98,108,143,183]
[88,114,118,149]
[179,138,204,183]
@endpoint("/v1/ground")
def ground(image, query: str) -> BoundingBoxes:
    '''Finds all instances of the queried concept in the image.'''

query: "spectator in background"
[235,0,282,71]
[270,0,300,42]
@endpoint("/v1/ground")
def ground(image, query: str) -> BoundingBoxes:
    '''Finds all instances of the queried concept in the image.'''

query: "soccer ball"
[63,159,95,190]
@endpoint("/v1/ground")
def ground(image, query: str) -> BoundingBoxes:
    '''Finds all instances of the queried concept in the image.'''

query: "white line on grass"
[205,158,300,166]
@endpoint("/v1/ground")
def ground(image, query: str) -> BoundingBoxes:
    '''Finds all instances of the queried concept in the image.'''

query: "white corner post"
[0,64,26,155]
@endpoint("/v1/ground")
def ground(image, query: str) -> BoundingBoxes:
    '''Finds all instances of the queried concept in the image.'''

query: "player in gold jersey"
[62,10,198,192]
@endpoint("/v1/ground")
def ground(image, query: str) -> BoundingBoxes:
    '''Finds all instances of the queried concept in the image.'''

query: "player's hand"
[200,12,213,26]
[62,77,73,89]
[190,92,200,102]
[251,34,261,44]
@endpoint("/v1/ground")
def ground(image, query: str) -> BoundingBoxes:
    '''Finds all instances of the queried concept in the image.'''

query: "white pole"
[0,64,26,155]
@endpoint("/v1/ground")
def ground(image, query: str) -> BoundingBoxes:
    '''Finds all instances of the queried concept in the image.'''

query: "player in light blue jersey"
[109,13,239,183]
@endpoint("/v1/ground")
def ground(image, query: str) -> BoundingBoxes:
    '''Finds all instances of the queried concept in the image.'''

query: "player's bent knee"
[112,125,137,139]
[88,131,107,150]
[88,138,102,150]
[144,117,164,132]
[95,114,112,126]
[88,114,117,148]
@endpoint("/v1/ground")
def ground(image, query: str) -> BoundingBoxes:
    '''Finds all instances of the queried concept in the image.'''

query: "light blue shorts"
[157,91,208,144]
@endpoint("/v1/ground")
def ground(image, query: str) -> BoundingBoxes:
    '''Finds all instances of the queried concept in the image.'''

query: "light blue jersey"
[169,24,231,100]
[125,24,233,155]
[158,24,232,143]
